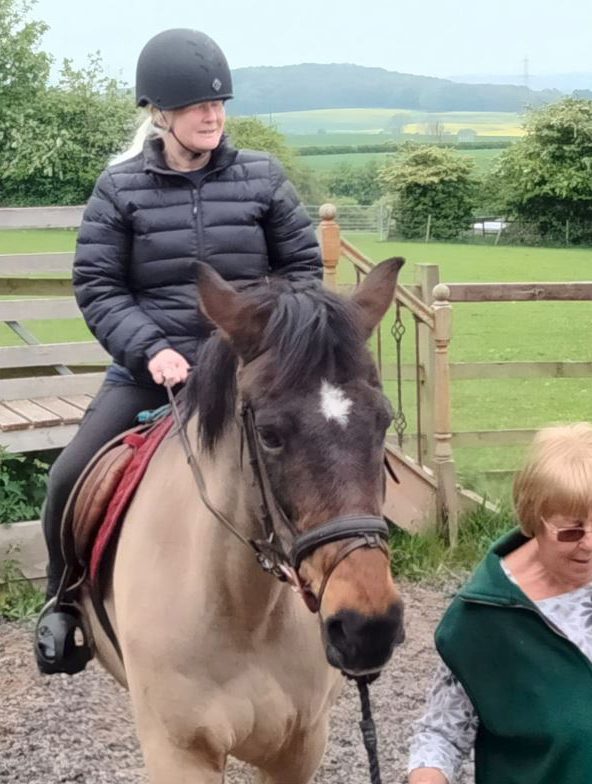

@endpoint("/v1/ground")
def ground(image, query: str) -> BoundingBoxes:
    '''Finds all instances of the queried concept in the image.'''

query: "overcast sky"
[33,0,592,86]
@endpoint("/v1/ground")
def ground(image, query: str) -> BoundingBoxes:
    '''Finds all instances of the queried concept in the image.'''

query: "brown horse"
[82,258,405,784]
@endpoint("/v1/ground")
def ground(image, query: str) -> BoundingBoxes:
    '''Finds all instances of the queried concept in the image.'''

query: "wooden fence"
[305,203,391,237]
[318,204,460,541]
[0,203,462,586]
[316,206,592,481]
[6,200,589,571]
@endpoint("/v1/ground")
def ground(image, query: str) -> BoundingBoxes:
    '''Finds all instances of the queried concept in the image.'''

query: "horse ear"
[351,257,405,337]
[195,263,269,356]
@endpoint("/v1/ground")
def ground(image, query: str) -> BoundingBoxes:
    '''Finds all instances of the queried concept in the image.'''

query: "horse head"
[190,259,405,677]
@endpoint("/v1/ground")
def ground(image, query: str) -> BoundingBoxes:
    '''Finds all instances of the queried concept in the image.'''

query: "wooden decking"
[0,394,94,452]
[1,242,106,453]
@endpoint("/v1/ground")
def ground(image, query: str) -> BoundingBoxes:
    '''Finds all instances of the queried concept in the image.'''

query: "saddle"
[61,415,173,585]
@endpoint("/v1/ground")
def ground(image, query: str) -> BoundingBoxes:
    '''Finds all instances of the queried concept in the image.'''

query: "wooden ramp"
[383,443,437,534]
[383,441,494,535]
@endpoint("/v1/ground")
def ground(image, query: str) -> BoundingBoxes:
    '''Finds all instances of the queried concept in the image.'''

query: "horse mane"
[182,278,368,451]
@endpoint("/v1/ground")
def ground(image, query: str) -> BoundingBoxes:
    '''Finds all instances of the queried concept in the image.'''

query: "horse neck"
[188,414,289,628]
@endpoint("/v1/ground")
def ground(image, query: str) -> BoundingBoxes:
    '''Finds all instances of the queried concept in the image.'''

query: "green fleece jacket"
[435,528,592,784]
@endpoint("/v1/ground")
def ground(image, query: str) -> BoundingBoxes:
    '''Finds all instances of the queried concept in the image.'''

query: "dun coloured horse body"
[82,258,406,784]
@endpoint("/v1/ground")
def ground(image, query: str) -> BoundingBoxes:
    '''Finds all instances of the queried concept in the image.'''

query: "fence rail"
[446,282,592,302]
[0,205,84,229]
[389,215,592,248]
[449,361,592,380]
[6,202,590,549]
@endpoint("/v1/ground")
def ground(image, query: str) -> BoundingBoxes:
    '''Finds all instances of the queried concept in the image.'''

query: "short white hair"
[513,422,592,536]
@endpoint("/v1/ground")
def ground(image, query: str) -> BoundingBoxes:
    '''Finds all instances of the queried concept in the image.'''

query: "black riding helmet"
[136,29,233,110]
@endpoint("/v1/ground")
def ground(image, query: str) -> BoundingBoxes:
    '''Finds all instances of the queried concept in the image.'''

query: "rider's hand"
[147,349,190,386]
[408,769,449,784]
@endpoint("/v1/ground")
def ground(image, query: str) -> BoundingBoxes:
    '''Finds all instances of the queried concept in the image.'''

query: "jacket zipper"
[189,167,225,264]
[145,160,230,263]
[460,595,592,673]
[191,188,201,260]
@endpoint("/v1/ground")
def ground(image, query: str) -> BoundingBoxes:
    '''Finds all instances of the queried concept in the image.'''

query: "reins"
[166,385,254,551]
[166,385,386,784]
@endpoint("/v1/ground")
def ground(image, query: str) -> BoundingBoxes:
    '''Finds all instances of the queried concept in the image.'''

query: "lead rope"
[355,676,382,784]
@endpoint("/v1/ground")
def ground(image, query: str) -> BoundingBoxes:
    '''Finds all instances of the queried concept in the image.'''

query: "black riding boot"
[34,501,93,675]
[34,596,93,676]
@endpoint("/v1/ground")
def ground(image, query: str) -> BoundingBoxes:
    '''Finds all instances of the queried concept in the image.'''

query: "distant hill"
[450,72,592,93]
[227,63,563,116]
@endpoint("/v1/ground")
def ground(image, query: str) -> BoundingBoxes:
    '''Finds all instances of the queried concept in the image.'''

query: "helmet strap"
[169,126,204,160]
[156,110,204,161]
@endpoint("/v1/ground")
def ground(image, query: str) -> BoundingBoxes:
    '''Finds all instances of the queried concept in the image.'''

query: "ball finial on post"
[432,283,451,302]
[319,203,337,222]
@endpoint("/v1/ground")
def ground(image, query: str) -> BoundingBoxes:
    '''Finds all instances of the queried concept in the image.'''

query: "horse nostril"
[323,603,405,672]
[326,617,347,650]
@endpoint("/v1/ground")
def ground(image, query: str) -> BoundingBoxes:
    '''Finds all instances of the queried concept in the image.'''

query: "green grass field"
[299,148,503,175]
[0,229,77,253]
[4,230,592,490]
[347,236,592,485]
[287,132,400,147]
[273,107,519,178]
[0,230,91,346]
[262,108,525,136]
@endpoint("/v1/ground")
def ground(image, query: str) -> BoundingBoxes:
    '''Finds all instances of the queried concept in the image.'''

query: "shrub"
[0,449,48,524]
[379,145,478,240]
[0,557,44,620]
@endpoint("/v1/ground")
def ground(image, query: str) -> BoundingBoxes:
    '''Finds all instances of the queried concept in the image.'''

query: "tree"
[0,0,51,180]
[386,114,407,137]
[425,120,445,141]
[0,0,137,205]
[379,144,477,239]
[6,55,136,204]
[495,99,592,242]
[225,116,326,203]
[324,159,386,205]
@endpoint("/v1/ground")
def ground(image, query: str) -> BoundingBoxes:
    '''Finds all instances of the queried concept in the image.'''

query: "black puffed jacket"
[72,135,322,379]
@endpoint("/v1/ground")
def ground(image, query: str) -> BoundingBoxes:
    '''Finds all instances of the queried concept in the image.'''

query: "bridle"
[166,386,391,616]
[166,385,390,783]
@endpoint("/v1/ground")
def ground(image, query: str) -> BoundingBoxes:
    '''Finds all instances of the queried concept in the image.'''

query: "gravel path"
[0,582,473,784]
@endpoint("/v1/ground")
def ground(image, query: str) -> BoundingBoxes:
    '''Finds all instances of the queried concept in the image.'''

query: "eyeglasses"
[541,517,592,543]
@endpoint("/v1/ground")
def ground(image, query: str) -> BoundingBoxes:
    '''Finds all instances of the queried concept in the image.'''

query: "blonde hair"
[513,422,592,536]
[110,107,165,166]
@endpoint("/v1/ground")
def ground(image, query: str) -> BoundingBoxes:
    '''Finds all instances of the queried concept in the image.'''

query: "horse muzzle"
[322,600,405,675]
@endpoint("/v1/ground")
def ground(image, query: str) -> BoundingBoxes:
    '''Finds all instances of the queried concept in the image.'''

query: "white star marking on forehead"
[319,380,353,427]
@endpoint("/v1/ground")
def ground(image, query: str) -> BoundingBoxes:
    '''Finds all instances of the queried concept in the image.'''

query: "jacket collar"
[143,133,238,176]
[458,527,536,608]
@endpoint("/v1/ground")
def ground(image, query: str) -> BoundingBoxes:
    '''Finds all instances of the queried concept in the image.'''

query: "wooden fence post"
[432,282,459,546]
[318,203,340,290]
[415,264,440,466]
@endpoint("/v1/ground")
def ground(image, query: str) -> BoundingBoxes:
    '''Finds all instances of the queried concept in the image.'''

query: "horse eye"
[257,426,283,451]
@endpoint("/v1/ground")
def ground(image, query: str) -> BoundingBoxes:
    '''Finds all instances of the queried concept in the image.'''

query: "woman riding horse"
[34,28,322,674]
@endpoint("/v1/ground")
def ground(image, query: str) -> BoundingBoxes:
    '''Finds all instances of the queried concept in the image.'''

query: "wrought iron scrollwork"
[390,301,407,448]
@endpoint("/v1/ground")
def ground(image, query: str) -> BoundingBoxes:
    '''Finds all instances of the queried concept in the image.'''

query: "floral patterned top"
[407,564,592,783]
